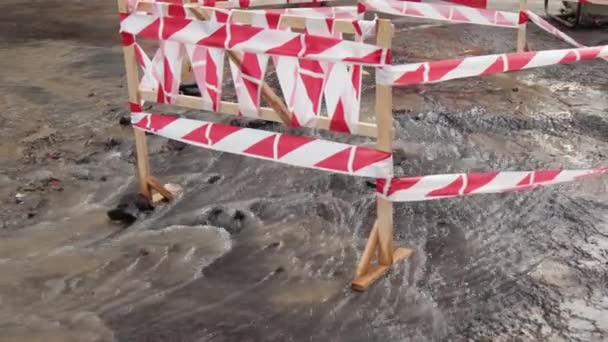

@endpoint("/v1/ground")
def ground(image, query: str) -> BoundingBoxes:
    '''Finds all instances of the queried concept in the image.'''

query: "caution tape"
[377,168,607,202]
[131,112,393,178]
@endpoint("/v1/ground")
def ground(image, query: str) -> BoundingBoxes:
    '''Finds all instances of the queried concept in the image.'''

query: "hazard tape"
[526,10,608,62]
[131,112,393,178]
[359,0,520,28]
[377,168,607,202]
[119,12,390,65]
[377,44,608,86]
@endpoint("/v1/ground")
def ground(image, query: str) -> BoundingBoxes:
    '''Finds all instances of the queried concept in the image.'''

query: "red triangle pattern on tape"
[427,175,463,197]
[352,147,391,172]
[182,124,211,145]
[243,134,276,158]
[314,147,351,172]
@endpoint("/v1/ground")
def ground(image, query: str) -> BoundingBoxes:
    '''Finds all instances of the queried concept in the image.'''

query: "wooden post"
[118,0,152,199]
[517,0,527,52]
[374,19,395,267]
[351,19,413,291]
[119,0,175,202]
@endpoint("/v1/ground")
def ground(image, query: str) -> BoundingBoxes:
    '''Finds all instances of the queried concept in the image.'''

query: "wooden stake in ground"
[351,19,413,291]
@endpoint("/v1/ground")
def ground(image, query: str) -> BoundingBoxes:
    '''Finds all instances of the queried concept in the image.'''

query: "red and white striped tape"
[526,11,582,48]
[141,3,361,22]
[200,0,340,9]
[120,13,390,65]
[131,112,393,177]
[378,44,608,86]
[359,0,520,28]
[526,10,608,63]
[377,168,607,202]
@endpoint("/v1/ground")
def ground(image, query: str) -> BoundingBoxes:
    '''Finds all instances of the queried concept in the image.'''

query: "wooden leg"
[355,221,379,278]
[148,176,175,202]
[376,197,394,265]
[352,239,413,292]
[352,199,413,291]
[517,0,528,52]
[133,128,151,199]
[133,128,176,203]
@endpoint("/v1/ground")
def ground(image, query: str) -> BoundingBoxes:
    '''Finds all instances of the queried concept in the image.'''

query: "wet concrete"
[0,0,607,341]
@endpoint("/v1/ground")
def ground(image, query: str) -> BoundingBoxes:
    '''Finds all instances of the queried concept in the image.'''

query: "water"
[1,0,607,341]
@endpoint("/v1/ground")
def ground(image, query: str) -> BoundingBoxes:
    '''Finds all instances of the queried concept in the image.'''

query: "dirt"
[1,0,607,341]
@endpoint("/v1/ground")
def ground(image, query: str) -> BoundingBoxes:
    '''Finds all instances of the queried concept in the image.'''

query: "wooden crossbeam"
[139,89,379,138]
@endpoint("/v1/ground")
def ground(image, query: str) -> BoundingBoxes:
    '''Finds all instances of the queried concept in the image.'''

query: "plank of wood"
[517,0,527,52]
[351,247,413,291]
[354,221,379,278]
[139,89,379,137]
[374,19,395,266]
[147,176,175,201]
[136,2,368,35]
[118,0,152,199]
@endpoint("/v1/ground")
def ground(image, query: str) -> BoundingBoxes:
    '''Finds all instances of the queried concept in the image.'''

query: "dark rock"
[107,193,153,224]
[88,92,95,97]
[206,174,222,184]
[104,137,122,150]
[229,117,275,129]
[512,87,519,92]
[118,115,131,126]
[233,210,246,221]
[200,206,252,235]
[164,140,187,152]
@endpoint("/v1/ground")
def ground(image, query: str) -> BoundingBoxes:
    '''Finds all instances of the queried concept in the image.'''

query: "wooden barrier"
[117,0,604,291]
[117,0,410,291]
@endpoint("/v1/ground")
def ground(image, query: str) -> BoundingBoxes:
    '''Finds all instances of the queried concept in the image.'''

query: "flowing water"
[1,1,607,341]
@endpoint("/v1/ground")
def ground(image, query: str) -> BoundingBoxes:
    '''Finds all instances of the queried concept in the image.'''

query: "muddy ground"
[1,0,607,341]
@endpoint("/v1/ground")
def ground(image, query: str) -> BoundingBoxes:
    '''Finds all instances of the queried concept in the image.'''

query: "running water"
[1,0,607,341]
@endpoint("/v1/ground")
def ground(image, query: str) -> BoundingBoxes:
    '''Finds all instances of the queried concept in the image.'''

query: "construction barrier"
[118,0,607,290]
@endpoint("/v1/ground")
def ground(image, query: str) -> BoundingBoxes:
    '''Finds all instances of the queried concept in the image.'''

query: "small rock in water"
[206,174,222,184]
[164,140,187,152]
[107,193,154,225]
[104,137,122,150]
[118,115,131,126]
[200,206,251,235]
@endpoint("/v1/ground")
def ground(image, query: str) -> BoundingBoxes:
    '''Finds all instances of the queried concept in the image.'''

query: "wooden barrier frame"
[118,0,412,291]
